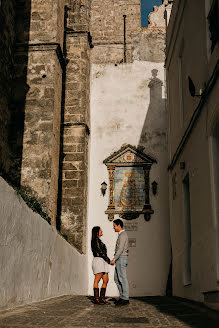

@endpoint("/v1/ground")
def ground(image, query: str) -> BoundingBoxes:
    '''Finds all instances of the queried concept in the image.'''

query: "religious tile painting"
[114,167,145,211]
[104,144,156,221]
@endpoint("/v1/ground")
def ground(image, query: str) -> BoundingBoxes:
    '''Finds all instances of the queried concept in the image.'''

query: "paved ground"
[0,296,219,328]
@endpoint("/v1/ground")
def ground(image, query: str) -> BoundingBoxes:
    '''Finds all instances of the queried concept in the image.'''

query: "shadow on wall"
[56,5,68,232]
[140,68,171,295]
[0,0,31,187]
[136,68,171,295]
[139,68,171,295]
[138,69,166,151]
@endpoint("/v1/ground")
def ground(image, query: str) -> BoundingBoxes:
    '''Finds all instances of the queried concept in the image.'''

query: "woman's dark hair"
[113,219,123,228]
[91,226,101,253]
[91,226,100,242]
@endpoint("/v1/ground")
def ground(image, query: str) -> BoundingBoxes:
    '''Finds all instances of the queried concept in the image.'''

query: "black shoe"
[114,298,122,305]
[115,299,129,306]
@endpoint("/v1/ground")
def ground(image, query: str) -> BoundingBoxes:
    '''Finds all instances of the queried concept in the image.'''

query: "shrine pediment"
[103,144,156,166]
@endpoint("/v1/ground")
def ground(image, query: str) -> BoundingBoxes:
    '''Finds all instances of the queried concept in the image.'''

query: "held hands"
[110,260,115,266]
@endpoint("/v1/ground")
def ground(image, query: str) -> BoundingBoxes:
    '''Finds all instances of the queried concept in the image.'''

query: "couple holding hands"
[91,219,129,306]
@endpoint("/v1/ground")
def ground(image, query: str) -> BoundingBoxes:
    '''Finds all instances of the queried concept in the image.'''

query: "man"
[110,219,129,306]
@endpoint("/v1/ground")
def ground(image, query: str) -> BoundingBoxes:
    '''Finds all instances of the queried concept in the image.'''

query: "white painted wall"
[88,61,171,297]
[0,177,88,310]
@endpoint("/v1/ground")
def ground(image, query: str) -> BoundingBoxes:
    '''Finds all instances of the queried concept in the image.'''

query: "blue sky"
[141,0,162,27]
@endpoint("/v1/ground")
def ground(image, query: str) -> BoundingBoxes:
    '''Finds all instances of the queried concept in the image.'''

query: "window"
[208,0,219,52]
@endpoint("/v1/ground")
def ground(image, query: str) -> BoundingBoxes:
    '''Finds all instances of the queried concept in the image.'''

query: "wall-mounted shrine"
[103,144,156,221]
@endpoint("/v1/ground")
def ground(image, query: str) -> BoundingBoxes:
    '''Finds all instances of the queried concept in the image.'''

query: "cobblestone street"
[0,296,218,328]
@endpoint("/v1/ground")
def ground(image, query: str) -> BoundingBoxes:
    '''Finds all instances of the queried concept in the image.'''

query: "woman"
[91,226,110,305]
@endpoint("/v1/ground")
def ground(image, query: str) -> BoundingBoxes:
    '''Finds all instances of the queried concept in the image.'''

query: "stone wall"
[57,0,91,253]
[18,46,63,224]
[0,177,88,310]
[12,0,65,224]
[132,28,165,62]
[15,0,65,44]
[90,0,141,63]
[65,0,90,32]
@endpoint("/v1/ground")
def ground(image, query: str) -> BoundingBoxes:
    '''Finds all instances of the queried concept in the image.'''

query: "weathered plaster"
[88,60,170,297]
[0,177,88,310]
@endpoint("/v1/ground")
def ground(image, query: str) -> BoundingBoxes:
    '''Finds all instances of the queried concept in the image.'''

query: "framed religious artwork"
[103,144,157,221]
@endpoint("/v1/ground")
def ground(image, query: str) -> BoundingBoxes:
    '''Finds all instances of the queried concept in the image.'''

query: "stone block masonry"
[49,0,92,253]
[65,0,91,32]
[16,0,64,47]
[90,0,141,64]
[12,0,65,226]
[60,124,89,253]
[18,45,63,225]
[59,30,90,253]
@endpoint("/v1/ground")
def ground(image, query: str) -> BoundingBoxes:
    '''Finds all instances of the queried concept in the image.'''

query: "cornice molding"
[16,42,66,71]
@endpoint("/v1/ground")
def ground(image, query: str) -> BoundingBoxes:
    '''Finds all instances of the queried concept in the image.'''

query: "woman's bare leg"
[94,273,103,288]
[102,273,109,288]
[99,273,110,304]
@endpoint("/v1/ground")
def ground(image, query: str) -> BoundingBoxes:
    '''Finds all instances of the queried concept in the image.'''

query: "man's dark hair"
[113,219,123,228]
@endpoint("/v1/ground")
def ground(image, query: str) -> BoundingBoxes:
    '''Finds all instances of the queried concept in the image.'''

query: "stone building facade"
[166,0,219,305]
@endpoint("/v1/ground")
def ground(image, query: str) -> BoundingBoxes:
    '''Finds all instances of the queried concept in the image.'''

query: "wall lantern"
[101,181,107,196]
[151,181,158,195]
[188,76,203,98]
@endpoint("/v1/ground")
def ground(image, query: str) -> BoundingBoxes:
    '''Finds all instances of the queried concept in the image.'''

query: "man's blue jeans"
[114,256,129,300]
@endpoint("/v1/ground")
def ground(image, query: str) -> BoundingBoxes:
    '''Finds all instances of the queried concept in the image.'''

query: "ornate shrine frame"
[103,144,157,221]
